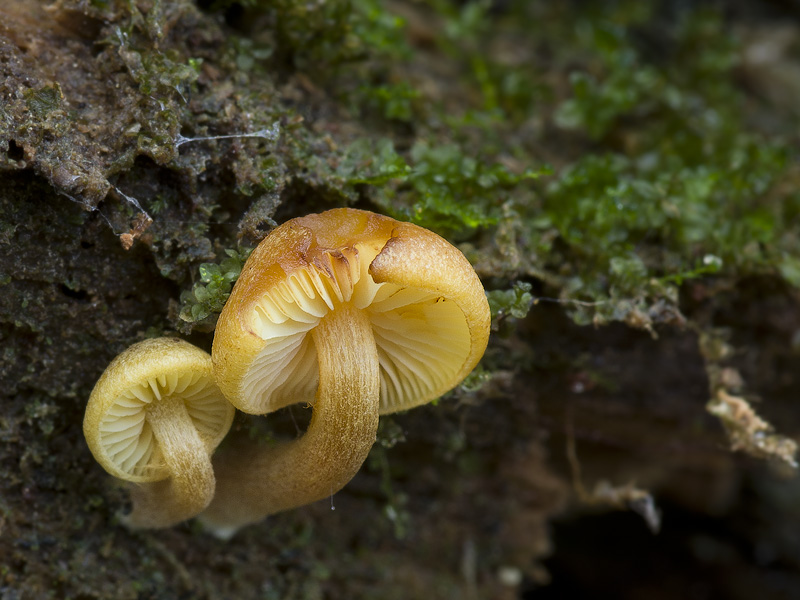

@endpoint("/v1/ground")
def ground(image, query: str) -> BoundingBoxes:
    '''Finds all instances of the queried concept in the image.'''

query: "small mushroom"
[84,337,235,528]
[200,208,490,536]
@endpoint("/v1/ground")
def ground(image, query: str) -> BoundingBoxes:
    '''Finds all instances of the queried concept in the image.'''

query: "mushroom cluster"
[84,208,490,534]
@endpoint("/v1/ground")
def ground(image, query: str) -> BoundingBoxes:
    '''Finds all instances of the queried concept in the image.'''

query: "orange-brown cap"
[212,208,490,415]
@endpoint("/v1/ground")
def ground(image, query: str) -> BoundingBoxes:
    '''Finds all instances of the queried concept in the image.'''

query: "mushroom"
[84,337,235,528]
[200,207,490,537]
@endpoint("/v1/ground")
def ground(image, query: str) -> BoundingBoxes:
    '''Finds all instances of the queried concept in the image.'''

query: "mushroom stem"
[200,303,380,536]
[124,398,215,529]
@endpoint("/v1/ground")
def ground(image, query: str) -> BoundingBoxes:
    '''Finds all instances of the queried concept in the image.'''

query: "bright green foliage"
[351,0,412,61]
[542,145,792,323]
[362,140,549,237]
[179,248,252,323]
[487,282,534,321]
[524,6,800,326]
[299,135,548,238]
[395,142,548,235]
[555,20,663,140]
[281,136,408,206]
[344,2,417,120]
[430,0,526,116]
[336,1,798,328]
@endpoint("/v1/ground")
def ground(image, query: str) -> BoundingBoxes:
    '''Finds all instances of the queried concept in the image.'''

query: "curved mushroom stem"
[123,399,215,529]
[199,303,381,538]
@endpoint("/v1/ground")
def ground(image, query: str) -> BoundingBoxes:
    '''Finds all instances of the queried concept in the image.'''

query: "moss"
[24,84,65,117]
[487,281,535,322]
[497,5,800,329]
[376,141,549,237]
[305,136,550,238]
[179,247,252,326]
[457,365,492,393]
[203,0,409,77]
[357,81,422,123]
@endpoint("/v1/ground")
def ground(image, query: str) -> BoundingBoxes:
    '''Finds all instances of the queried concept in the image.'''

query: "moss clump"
[511,5,799,328]
[179,247,252,325]
[487,281,535,322]
[371,141,549,237]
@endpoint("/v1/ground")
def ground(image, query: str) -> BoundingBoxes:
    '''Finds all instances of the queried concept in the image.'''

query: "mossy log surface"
[2,1,800,598]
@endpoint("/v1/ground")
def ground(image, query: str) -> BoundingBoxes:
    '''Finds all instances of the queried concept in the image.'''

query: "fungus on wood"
[201,208,491,537]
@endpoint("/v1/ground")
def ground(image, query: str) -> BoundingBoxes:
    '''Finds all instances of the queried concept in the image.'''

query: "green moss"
[24,84,64,117]
[179,247,253,324]
[230,35,274,72]
[101,6,201,165]
[357,81,421,122]
[511,5,800,326]
[351,0,412,60]
[385,141,548,235]
[487,281,534,321]
[323,137,548,238]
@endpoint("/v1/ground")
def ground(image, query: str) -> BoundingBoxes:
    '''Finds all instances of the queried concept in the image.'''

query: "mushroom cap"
[212,208,491,415]
[84,337,235,483]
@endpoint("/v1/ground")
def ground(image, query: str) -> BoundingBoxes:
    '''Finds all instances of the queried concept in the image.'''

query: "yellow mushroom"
[84,337,235,528]
[200,208,490,537]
